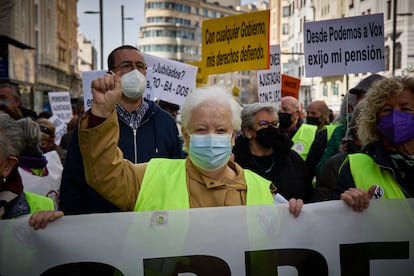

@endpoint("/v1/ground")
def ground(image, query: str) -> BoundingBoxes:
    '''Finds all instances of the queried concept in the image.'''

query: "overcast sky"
[77,0,259,69]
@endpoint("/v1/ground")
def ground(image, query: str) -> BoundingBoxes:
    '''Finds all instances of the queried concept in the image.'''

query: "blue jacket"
[59,100,183,214]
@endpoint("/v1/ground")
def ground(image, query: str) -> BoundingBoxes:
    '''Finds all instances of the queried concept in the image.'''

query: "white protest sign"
[47,114,66,146]
[142,53,198,106]
[81,70,106,112]
[143,67,154,101]
[256,44,281,104]
[1,200,413,276]
[304,13,385,77]
[48,91,72,123]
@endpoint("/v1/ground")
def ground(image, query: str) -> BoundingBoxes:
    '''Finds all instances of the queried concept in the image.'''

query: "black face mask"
[256,126,279,148]
[306,116,321,126]
[278,113,293,129]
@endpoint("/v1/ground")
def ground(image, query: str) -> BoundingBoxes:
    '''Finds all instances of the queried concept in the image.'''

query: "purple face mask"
[377,109,414,145]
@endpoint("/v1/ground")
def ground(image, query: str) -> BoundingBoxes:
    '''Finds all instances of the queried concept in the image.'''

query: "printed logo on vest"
[372,185,384,199]
[293,142,305,153]
[151,211,168,228]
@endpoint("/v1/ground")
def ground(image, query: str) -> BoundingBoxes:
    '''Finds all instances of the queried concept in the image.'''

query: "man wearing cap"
[349,74,385,103]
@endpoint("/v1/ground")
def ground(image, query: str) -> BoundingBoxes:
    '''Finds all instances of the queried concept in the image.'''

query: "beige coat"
[78,110,254,211]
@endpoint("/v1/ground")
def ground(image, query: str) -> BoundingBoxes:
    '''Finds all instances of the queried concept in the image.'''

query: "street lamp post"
[121,5,134,45]
[85,0,104,70]
[392,0,412,76]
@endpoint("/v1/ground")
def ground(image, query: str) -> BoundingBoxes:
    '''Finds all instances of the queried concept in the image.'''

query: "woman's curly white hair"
[357,69,414,146]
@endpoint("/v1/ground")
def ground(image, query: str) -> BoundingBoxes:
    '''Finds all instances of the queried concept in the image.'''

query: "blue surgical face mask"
[188,133,232,171]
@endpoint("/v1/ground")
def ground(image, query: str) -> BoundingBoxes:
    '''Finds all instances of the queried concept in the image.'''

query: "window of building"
[147,17,190,26]
[386,1,392,20]
[395,43,402,69]
[323,84,328,97]
[332,83,339,96]
[283,6,290,17]
[58,47,66,62]
[385,46,390,71]
[282,24,289,35]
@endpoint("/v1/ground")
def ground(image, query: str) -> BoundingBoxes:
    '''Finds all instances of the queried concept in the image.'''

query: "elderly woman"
[78,72,303,216]
[18,118,62,208]
[232,102,312,202]
[0,113,62,228]
[337,75,414,211]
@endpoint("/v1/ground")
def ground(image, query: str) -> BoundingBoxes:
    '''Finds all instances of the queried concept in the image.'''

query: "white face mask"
[121,69,146,99]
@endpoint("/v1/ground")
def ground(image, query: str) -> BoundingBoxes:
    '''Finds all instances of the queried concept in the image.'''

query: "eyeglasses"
[258,120,278,128]
[39,125,53,136]
[113,61,147,73]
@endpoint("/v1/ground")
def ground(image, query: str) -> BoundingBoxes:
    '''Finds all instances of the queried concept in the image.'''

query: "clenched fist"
[90,71,122,118]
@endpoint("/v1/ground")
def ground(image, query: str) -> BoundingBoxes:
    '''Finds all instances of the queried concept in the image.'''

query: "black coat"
[233,136,313,202]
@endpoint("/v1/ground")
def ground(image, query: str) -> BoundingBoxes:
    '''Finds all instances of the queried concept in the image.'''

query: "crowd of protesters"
[1,45,413,232]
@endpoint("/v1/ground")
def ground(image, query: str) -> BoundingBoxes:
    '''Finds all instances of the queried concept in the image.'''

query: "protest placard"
[304,13,385,77]
[202,10,270,75]
[256,44,281,104]
[48,91,72,124]
[47,114,65,146]
[281,74,301,99]
[142,53,198,107]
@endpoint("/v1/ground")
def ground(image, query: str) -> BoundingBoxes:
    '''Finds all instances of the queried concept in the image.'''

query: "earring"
[2,176,5,183]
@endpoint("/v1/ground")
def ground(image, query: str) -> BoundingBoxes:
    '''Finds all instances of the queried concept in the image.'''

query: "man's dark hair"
[107,45,140,71]
[0,83,20,98]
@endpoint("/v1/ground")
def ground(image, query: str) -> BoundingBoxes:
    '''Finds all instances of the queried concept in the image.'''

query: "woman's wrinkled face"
[183,102,235,146]
[378,89,414,119]
[244,109,277,139]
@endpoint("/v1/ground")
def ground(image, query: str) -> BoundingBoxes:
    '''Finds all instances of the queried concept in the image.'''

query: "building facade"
[35,0,81,112]
[280,0,414,114]
[139,0,242,62]
[138,0,270,104]
[77,31,97,73]
[0,0,81,114]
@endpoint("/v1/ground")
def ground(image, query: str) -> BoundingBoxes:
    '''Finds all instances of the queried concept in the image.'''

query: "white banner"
[1,199,413,275]
[257,44,281,104]
[142,53,198,107]
[304,13,385,77]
